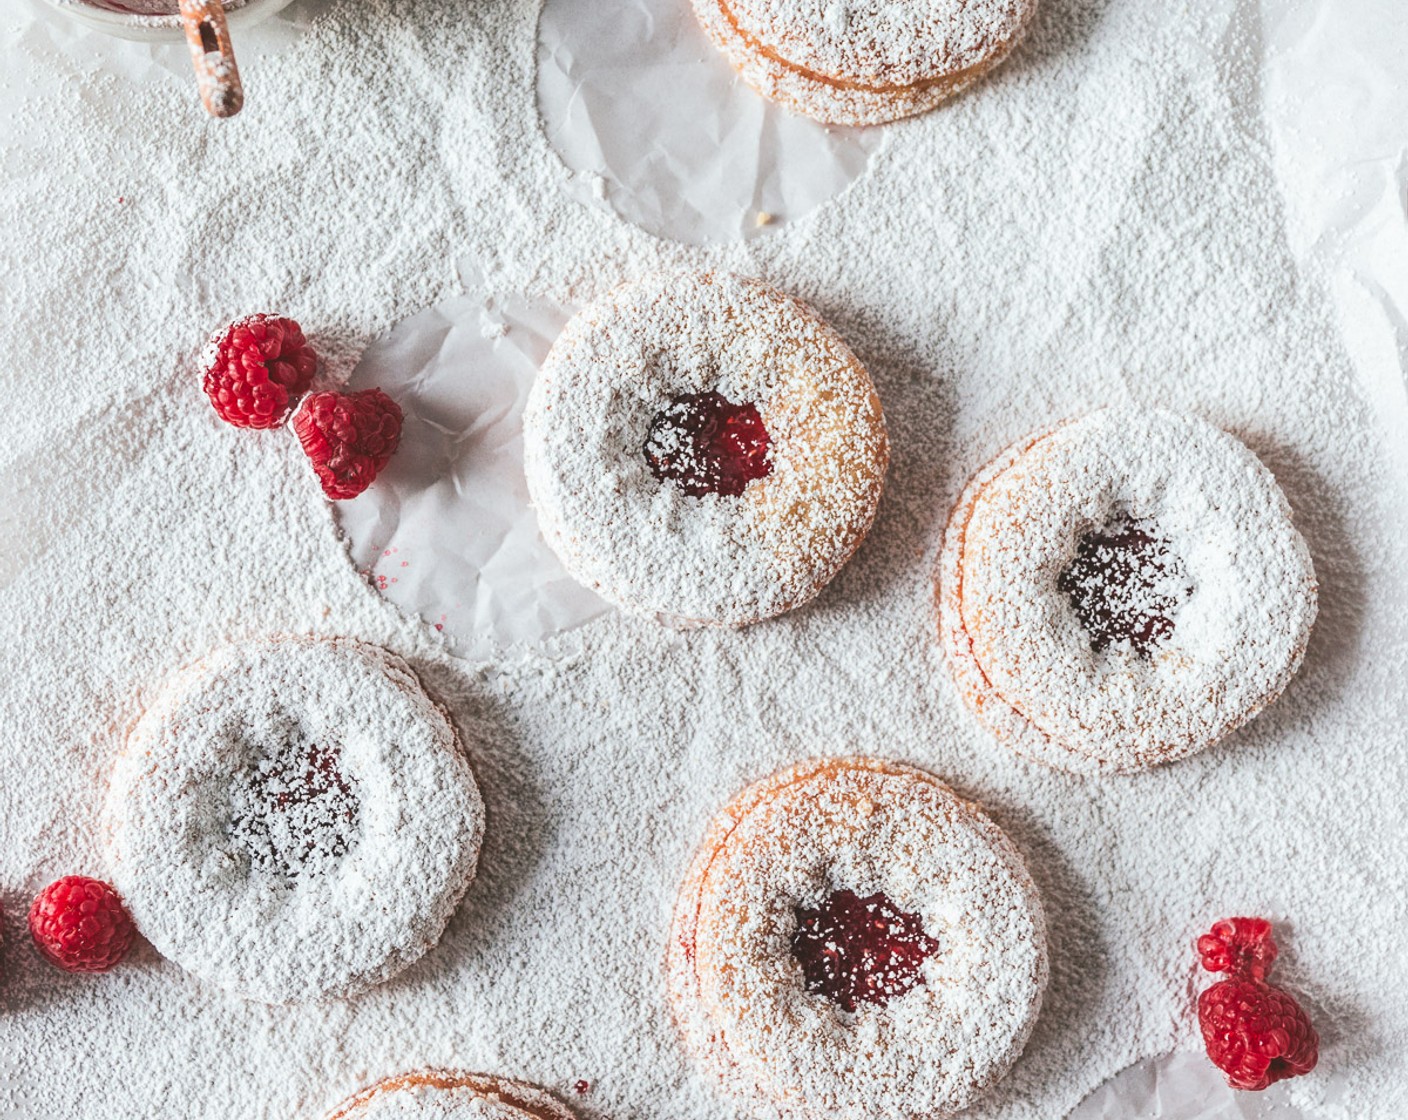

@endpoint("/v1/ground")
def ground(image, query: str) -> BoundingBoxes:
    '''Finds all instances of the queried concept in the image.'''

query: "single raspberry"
[292,388,403,500]
[28,876,136,973]
[1199,978,1319,1090]
[1197,916,1278,982]
[1195,917,1318,1091]
[202,314,318,429]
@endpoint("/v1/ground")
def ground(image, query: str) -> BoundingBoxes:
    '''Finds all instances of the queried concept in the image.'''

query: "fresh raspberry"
[1195,917,1318,1091]
[202,314,318,429]
[1197,916,1278,982]
[28,876,136,973]
[292,389,403,500]
[1199,978,1319,1090]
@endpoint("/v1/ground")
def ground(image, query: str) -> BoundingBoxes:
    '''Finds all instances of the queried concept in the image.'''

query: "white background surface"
[1,1,1406,1119]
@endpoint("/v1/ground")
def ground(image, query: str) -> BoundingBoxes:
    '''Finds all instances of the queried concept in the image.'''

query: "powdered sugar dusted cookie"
[667,756,1047,1119]
[325,1070,577,1120]
[692,0,1039,125]
[523,271,888,627]
[105,636,484,1003]
[937,407,1318,774]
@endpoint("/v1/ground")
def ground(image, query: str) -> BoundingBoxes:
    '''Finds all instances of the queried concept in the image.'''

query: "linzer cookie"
[937,407,1318,774]
[105,636,484,1003]
[523,271,888,627]
[692,0,1039,125]
[667,756,1047,1119]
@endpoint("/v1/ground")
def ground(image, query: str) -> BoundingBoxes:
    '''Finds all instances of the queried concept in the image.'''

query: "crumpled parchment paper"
[1260,0,1408,486]
[1068,1052,1326,1119]
[335,268,612,660]
[535,0,885,245]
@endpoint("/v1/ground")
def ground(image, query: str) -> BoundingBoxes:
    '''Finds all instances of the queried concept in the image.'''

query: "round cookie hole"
[791,888,940,1013]
[1058,514,1193,656]
[227,735,361,882]
[643,391,772,498]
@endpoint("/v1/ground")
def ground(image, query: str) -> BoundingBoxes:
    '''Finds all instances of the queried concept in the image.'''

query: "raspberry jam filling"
[229,740,360,880]
[643,391,771,498]
[791,889,939,1012]
[1058,517,1191,655]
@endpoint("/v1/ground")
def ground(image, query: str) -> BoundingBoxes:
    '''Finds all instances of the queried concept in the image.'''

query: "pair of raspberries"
[202,314,401,500]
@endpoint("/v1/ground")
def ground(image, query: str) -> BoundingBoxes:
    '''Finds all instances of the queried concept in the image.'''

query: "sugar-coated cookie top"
[724,0,1037,86]
[106,636,484,1003]
[523,271,887,625]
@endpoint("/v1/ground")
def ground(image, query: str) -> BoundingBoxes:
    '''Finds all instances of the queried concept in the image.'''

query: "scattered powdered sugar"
[352,1099,519,1120]
[348,1096,526,1120]
[226,734,360,879]
[2,0,1407,1118]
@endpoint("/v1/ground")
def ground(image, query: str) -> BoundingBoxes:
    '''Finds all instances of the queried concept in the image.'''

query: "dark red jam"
[1058,517,1190,655]
[791,889,940,1012]
[229,741,360,879]
[643,391,771,497]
